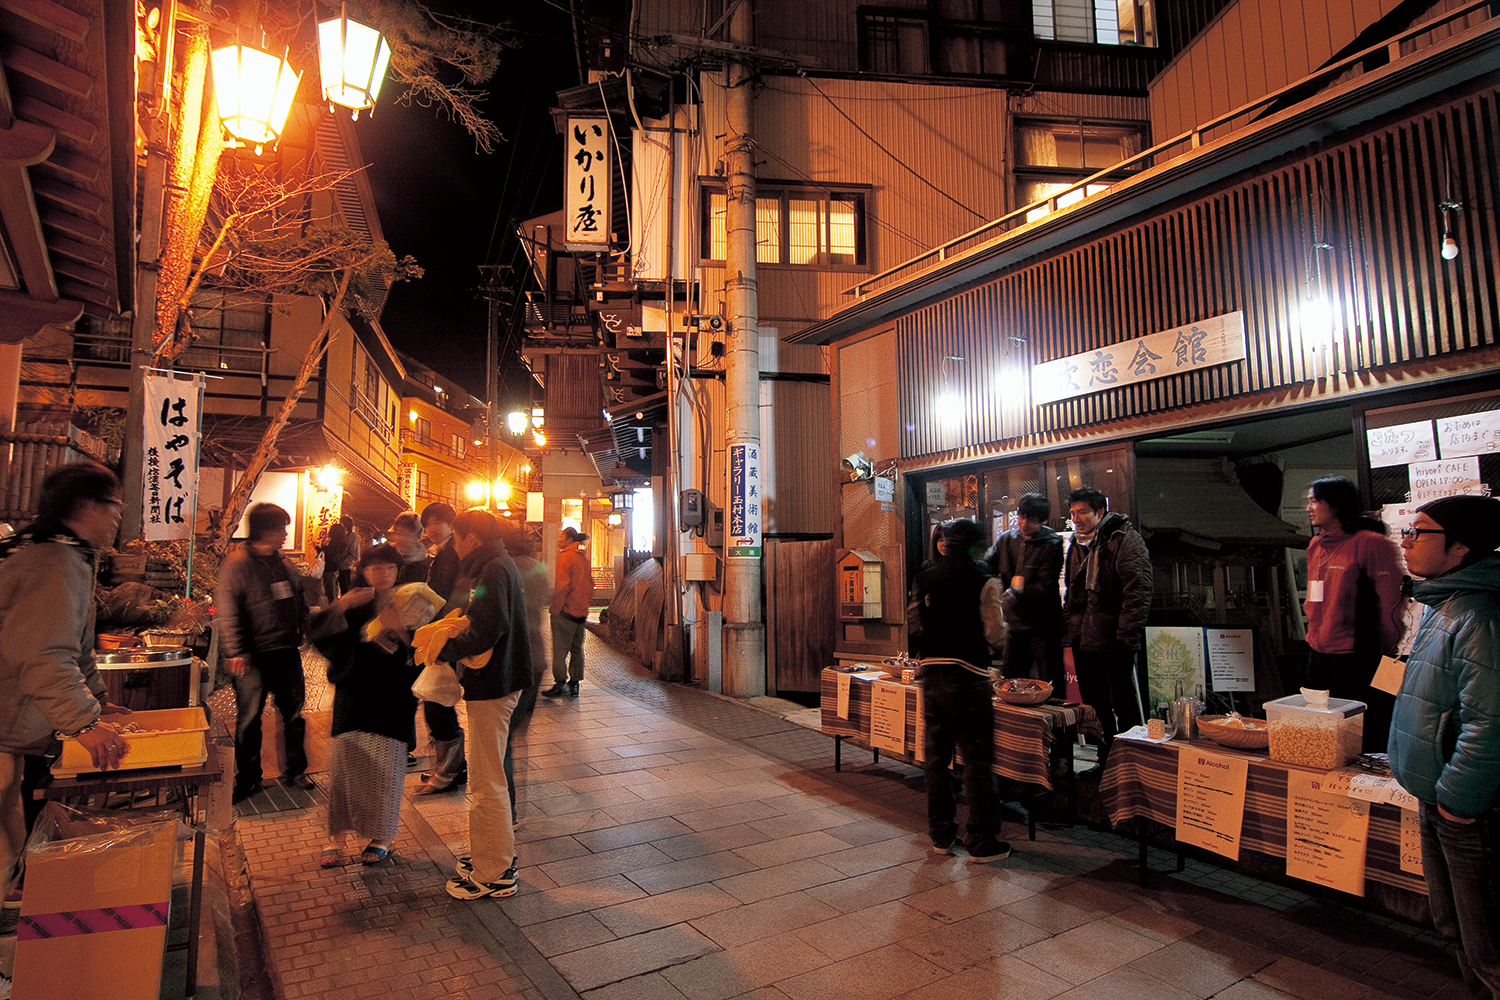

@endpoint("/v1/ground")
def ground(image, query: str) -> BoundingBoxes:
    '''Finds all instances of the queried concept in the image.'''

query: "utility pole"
[480,266,504,511]
[720,0,765,696]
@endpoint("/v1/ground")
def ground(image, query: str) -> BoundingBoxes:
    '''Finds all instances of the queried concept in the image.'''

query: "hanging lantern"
[211,42,301,151]
[317,9,392,117]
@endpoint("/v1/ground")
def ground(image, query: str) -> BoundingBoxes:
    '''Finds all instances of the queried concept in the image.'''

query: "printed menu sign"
[870,681,907,754]
[1286,770,1370,896]
[1175,749,1249,860]
[1206,629,1254,692]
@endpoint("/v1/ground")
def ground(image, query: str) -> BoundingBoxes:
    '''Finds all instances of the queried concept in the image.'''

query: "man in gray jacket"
[1062,487,1152,765]
[1,463,131,922]
[218,503,310,799]
[1389,495,1500,999]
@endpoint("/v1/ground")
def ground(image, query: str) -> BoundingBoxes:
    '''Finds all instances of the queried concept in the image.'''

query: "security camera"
[841,451,874,482]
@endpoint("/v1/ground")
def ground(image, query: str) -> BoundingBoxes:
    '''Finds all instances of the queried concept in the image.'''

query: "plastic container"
[52,706,209,777]
[1265,693,1365,768]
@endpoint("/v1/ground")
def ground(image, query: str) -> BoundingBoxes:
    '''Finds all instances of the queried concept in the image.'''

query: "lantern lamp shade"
[211,43,301,147]
[318,15,392,112]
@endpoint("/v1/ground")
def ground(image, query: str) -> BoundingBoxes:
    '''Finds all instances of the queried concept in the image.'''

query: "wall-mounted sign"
[727,442,762,558]
[1438,410,1500,459]
[564,116,610,251]
[1368,419,1437,468]
[1409,456,1482,503]
[1032,311,1247,405]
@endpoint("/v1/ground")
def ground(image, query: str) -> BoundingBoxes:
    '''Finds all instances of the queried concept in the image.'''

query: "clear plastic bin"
[1265,694,1365,768]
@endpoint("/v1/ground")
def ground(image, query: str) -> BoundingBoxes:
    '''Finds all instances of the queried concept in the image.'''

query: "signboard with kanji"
[727,442,762,558]
[1031,311,1247,405]
[142,373,202,541]
[565,116,610,251]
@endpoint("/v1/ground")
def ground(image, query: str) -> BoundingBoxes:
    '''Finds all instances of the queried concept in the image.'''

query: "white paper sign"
[1345,773,1419,811]
[836,673,852,719]
[1408,457,1482,503]
[1286,770,1370,896]
[925,482,945,507]
[870,681,907,754]
[1205,629,1254,692]
[1176,749,1250,860]
[1367,420,1436,468]
[1400,808,1424,877]
[1437,410,1500,459]
[874,477,895,503]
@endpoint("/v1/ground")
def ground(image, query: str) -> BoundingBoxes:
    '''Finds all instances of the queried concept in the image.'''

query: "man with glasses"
[0,462,133,966]
[1389,495,1500,999]
[1062,487,1152,769]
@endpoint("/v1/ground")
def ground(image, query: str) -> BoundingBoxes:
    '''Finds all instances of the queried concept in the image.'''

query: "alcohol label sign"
[1032,311,1246,405]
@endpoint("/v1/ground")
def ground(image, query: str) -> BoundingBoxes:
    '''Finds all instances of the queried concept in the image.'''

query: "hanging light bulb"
[211,41,301,151]
[317,7,392,118]
[1442,234,1459,261]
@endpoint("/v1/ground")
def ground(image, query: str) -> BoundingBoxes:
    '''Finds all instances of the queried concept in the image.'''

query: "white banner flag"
[142,373,202,541]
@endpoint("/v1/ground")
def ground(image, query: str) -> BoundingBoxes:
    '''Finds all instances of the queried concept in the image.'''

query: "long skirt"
[327,729,405,843]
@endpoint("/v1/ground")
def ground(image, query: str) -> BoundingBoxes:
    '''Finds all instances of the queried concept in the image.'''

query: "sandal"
[319,848,341,869]
[360,844,390,865]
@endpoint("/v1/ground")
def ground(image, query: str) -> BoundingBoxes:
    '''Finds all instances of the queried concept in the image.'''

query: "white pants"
[464,693,521,884]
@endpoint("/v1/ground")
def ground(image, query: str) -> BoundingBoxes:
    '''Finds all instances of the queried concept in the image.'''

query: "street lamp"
[318,8,393,117]
[210,40,301,151]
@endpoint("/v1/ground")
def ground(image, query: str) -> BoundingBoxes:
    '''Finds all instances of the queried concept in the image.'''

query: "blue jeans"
[1420,800,1500,999]
[231,647,307,788]
[922,666,1000,847]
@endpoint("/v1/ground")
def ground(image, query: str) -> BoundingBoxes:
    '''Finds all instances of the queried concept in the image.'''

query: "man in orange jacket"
[542,527,594,698]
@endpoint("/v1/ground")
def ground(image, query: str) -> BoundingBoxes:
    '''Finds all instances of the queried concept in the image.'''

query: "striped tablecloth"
[1099,736,1425,895]
[819,668,1101,791]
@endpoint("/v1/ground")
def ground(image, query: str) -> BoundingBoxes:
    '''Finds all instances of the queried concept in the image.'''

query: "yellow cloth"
[412,609,491,670]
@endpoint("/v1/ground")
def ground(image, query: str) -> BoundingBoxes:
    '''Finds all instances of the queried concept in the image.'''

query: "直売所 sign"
[727,442,762,558]
[1032,311,1246,405]
[565,117,610,251]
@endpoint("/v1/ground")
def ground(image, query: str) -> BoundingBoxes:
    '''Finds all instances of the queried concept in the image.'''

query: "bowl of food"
[1195,714,1270,750]
[995,678,1053,705]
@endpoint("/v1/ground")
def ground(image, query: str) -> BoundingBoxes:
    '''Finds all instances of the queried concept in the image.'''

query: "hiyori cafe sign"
[1031,311,1247,405]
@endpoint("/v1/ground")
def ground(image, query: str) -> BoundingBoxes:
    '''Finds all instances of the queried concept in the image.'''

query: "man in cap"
[1389,494,1500,998]
[542,526,593,698]
[908,518,1010,863]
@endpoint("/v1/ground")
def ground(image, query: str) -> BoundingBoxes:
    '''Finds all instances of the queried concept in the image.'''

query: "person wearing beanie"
[908,518,1011,864]
[1301,476,1407,752]
[1388,493,1500,998]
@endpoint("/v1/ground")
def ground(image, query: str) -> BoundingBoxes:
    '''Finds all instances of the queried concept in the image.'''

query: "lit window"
[1014,118,1146,221]
[1032,0,1156,47]
[703,184,867,268]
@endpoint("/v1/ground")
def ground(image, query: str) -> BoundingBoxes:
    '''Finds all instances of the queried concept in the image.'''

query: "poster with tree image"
[1145,627,1207,710]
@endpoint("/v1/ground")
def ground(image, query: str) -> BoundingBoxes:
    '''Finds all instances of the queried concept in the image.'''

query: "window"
[415,417,432,443]
[859,3,1029,77]
[702,184,867,268]
[417,470,429,497]
[1033,0,1156,47]
[1014,118,1146,221]
[181,291,270,373]
[450,433,465,459]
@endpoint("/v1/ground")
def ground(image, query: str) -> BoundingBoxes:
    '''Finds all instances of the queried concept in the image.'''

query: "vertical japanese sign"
[565,116,610,251]
[303,486,343,564]
[727,442,762,558]
[142,373,202,541]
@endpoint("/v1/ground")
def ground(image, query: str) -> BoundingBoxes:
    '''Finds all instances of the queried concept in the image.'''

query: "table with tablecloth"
[1099,735,1426,899]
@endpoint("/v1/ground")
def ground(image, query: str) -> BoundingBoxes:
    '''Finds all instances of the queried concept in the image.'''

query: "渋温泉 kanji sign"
[142,372,203,541]
[727,442,762,559]
[565,116,610,251]
[1031,311,1246,405]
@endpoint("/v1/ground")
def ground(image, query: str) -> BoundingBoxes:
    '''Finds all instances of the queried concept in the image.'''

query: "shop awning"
[1137,457,1310,550]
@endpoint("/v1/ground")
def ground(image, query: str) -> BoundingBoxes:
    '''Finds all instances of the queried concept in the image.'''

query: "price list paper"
[1175,749,1249,860]
[870,681,907,755]
[1285,770,1371,896]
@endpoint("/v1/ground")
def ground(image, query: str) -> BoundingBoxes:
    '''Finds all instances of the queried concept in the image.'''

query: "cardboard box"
[53,706,208,777]
[12,807,177,1000]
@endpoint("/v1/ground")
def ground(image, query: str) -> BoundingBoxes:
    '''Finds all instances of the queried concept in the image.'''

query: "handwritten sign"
[1286,770,1370,896]
[1408,457,1482,503]
[1345,773,1419,811]
[1367,419,1436,468]
[836,673,852,719]
[870,680,907,754]
[1176,749,1249,860]
[1438,410,1500,459]
[1206,629,1254,692]
[1400,808,1424,877]
[1032,311,1246,405]
[564,116,610,251]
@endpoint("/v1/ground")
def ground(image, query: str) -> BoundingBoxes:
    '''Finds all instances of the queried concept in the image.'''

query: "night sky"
[351,2,578,405]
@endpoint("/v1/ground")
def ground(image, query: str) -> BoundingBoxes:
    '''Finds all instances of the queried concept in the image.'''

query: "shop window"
[1042,446,1134,530]
[1015,118,1146,221]
[702,184,867,268]
[983,464,1046,537]
[1032,0,1156,46]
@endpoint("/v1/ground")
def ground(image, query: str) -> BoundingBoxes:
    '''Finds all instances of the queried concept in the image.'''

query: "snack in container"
[995,678,1053,705]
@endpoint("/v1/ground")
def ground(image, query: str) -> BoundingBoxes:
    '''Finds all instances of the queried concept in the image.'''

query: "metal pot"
[96,646,195,712]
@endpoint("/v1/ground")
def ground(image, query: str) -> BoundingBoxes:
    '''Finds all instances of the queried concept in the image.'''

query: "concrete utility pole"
[720,0,766,696]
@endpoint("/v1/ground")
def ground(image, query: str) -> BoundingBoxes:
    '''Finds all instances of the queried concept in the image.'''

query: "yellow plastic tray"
[52,706,209,777]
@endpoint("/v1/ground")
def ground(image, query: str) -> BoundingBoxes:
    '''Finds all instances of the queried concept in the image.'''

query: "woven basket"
[1196,715,1270,750]
[995,680,1053,705]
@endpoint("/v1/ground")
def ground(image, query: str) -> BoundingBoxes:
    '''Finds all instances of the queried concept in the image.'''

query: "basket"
[995,679,1053,705]
[1195,714,1270,750]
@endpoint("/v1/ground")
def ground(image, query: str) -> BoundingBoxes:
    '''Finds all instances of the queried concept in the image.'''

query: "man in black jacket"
[414,501,466,796]
[1062,488,1153,765]
[985,492,1064,690]
[909,519,1010,864]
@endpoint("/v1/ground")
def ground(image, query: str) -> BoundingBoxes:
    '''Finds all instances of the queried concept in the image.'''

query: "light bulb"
[1441,235,1459,260]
